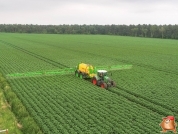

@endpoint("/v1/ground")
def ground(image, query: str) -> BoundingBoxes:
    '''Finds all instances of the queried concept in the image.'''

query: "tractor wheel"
[112,81,116,87]
[79,73,83,79]
[75,71,79,77]
[91,77,97,85]
[100,83,108,89]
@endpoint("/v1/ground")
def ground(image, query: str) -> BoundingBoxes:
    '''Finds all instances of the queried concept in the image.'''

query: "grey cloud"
[1,0,67,12]
[0,0,178,25]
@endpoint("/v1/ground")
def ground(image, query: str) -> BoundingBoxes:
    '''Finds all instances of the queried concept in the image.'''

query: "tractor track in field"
[86,77,177,116]
[2,38,177,116]
[117,59,178,75]
[44,43,178,75]
[6,36,178,75]
[0,40,68,69]
[109,85,177,116]
[11,36,178,75]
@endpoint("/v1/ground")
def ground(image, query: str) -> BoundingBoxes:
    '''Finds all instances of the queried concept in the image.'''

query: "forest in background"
[0,24,178,39]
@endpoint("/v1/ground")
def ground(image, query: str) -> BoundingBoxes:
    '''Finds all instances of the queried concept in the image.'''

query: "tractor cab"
[97,70,107,78]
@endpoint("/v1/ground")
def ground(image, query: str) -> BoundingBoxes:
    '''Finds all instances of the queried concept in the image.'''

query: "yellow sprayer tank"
[78,63,96,78]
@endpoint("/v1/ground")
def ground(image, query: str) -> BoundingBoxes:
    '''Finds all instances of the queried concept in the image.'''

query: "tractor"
[75,63,116,89]
[91,70,116,89]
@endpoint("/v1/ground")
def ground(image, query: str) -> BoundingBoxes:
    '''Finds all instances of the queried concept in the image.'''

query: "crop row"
[1,34,177,134]
[111,66,178,115]
[1,73,43,134]
[1,36,127,67]
[3,35,177,75]
[37,39,178,75]
[17,34,178,74]
[0,40,67,68]
[0,41,63,75]
[1,34,178,74]
[8,75,162,133]
[0,43,57,74]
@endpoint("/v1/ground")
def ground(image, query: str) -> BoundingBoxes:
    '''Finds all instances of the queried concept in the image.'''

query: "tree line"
[0,24,178,39]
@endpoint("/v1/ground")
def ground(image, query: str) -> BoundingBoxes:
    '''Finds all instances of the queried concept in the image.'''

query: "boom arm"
[95,64,132,71]
[6,64,132,79]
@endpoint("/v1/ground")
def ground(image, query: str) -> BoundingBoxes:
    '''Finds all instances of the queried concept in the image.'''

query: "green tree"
[150,25,157,38]
[159,26,165,38]
[131,28,138,37]
[142,28,148,37]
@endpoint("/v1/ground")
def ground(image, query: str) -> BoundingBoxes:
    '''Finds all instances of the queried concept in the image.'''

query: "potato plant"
[0,33,177,134]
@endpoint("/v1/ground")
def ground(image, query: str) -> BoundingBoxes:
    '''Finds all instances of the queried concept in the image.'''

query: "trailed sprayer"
[6,62,132,89]
[75,63,131,89]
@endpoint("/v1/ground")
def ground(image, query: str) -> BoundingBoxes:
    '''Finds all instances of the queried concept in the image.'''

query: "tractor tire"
[100,82,108,89]
[112,81,116,87]
[91,77,97,85]
[75,71,79,77]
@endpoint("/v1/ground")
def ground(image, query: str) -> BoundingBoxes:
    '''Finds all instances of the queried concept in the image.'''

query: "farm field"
[0,33,178,133]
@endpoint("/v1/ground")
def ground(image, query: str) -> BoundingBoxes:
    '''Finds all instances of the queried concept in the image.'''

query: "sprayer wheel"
[79,73,83,79]
[75,71,79,77]
[92,77,97,85]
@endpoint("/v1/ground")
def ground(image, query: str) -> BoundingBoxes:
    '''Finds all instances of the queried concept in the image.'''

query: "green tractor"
[91,70,116,89]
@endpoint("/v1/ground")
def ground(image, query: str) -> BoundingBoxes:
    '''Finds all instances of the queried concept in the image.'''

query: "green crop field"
[0,33,178,134]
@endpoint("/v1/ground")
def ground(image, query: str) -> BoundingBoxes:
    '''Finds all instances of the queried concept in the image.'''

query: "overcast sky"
[0,0,178,25]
